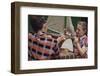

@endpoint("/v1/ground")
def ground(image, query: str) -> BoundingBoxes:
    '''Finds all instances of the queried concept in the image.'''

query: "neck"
[36,31,43,35]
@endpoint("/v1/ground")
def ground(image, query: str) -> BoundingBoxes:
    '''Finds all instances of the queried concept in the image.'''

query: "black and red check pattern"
[28,32,59,60]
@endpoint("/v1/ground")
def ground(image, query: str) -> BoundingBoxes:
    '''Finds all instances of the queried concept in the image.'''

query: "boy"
[28,15,65,60]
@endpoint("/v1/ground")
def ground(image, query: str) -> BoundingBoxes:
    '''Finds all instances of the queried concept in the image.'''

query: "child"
[73,21,88,58]
[28,15,65,60]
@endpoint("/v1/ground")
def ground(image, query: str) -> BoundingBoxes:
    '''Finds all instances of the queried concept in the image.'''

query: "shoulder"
[81,35,88,46]
[28,32,36,40]
[83,35,88,42]
[81,35,87,41]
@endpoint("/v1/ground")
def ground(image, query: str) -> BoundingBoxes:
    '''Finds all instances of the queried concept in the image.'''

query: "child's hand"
[57,35,66,43]
[64,29,71,36]
[74,37,79,43]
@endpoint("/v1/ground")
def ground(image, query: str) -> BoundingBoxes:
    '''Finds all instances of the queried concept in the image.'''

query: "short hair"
[77,21,87,35]
[29,15,46,33]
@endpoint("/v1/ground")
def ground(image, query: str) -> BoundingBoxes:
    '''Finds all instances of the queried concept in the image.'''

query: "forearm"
[76,43,86,56]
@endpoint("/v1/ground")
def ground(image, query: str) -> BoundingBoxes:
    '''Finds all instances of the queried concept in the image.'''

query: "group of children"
[28,16,88,60]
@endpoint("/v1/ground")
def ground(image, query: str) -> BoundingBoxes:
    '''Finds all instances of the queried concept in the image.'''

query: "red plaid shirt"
[28,32,60,60]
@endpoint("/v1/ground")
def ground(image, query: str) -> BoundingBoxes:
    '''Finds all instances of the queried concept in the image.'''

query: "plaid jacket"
[28,32,59,60]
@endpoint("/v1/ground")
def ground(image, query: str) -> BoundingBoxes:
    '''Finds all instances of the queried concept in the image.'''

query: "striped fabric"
[28,32,59,60]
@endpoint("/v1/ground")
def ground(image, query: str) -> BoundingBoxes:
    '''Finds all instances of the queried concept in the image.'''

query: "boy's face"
[76,24,85,37]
